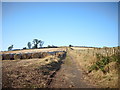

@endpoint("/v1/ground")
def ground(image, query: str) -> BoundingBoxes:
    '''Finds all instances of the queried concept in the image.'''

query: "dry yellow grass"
[68,47,119,88]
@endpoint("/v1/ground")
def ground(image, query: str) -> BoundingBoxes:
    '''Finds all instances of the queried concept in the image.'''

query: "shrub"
[23,47,27,49]
[89,54,110,73]
[69,45,73,47]
[8,45,13,51]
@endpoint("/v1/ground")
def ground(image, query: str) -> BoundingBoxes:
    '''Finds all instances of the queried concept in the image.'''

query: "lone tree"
[32,39,44,49]
[69,45,73,47]
[27,42,31,49]
[8,45,13,51]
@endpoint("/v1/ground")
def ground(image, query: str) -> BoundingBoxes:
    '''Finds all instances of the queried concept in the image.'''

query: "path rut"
[49,52,95,88]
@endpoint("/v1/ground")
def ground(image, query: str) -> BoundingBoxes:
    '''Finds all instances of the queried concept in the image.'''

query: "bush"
[89,54,110,73]
[8,45,13,51]
[23,47,27,49]
[89,53,119,73]
[69,45,73,47]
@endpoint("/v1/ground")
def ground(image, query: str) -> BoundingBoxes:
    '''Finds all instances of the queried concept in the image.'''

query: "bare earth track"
[49,52,95,88]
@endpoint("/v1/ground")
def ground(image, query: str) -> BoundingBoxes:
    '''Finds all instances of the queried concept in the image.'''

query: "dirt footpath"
[49,52,95,88]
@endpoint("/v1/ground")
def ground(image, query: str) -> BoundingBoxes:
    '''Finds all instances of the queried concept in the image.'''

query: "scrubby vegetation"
[88,53,119,73]
[68,47,119,88]
[8,45,13,51]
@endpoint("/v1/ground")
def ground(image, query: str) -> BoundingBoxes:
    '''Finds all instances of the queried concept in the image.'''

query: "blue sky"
[2,2,118,50]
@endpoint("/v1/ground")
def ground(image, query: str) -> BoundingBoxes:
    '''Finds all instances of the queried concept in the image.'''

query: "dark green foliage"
[69,45,73,47]
[8,45,13,51]
[33,39,39,48]
[6,39,44,50]
[23,47,27,49]
[27,42,31,49]
[33,39,44,49]
[39,41,44,48]
[88,53,119,73]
